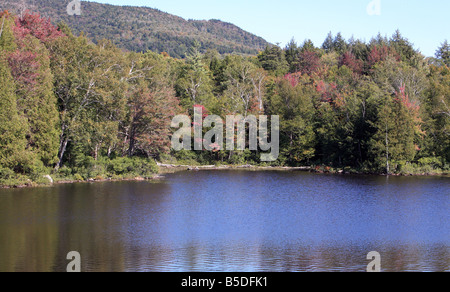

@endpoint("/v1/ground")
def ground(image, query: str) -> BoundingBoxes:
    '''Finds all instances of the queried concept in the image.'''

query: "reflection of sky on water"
[0,171,448,272]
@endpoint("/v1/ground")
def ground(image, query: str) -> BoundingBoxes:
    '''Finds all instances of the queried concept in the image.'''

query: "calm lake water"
[0,170,448,272]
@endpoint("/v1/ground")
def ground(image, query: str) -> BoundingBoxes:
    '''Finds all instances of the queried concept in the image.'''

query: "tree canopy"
[0,11,449,186]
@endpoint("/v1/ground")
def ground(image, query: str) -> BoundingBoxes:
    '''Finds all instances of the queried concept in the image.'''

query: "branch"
[122,60,154,82]
[101,64,121,77]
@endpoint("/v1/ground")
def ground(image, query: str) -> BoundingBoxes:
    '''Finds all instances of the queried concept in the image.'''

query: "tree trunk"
[55,137,69,171]
[94,144,99,161]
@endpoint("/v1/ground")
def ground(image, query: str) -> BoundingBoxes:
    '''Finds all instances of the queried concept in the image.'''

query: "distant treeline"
[0,0,269,58]
[0,11,449,186]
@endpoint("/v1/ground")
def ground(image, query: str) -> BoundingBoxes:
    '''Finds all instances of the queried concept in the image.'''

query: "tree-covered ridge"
[0,11,449,187]
[0,0,270,58]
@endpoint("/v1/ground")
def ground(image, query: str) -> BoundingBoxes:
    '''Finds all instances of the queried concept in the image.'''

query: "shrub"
[130,157,158,177]
[174,149,198,163]
[0,166,15,180]
[418,157,443,169]
[57,166,73,177]
[107,157,133,175]
[106,157,158,177]
[74,173,84,181]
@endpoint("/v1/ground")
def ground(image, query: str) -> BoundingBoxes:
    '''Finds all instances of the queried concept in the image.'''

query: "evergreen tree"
[268,74,317,165]
[0,56,28,170]
[389,30,417,64]
[0,12,16,52]
[322,32,334,53]
[8,34,60,166]
[333,32,348,54]
[175,42,215,111]
[284,38,300,73]
[436,40,450,67]
[257,45,288,76]
[423,65,450,163]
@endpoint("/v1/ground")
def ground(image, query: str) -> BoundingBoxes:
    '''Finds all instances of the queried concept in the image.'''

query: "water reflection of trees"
[0,181,171,272]
[0,178,448,272]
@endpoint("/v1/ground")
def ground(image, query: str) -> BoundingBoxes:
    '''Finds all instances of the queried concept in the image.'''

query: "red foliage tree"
[339,51,363,74]
[297,50,321,75]
[193,104,209,120]
[7,50,39,89]
[13,11,64,44]
[127,86,181,157]
[283,72,303,87]
[367,45,400,68]
[394,83,424,137]
[394,84,419,113]
[315,80,344,106]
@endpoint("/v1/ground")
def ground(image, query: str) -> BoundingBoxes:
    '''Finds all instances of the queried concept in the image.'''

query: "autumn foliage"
[0,9,448,182]
[13,11,65,43]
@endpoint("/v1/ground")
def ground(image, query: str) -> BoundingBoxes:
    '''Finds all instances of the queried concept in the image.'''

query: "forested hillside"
[0,11,449,187]
[0,0,270,58]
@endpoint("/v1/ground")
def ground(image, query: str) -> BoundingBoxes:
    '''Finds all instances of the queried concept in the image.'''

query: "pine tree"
[8,34,60,166]
[0,56,28,170]
[257,45,288,76]
[436,40,450,67]
[389,30,417,64]
[284,38,300,73]
[322,32,334,53]
[333,32,348,54]
[0,12,17,52]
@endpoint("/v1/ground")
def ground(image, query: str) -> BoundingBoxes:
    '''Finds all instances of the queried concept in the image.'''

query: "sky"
[88,0,450,57]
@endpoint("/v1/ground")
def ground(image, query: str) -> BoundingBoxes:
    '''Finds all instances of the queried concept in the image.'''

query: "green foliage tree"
[257,45,288,76]
[1,10,450,184]
[423,65,450,163]
[0,12,16,52]
[175,42,216,111]
[8,33,60,166]
[322,32,334,53]
[268,74,316,164]
[285,38,300,73]
[0,56,28,171]
[436,40,450,67]
[49,30,128,168]
[222,55,266,116]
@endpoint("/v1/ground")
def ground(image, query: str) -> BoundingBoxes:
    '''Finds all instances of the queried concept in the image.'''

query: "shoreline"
[1,163,448,189]
[157,164,449,178]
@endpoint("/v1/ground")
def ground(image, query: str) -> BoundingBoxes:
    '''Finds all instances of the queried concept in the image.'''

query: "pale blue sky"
[88,0,449,57]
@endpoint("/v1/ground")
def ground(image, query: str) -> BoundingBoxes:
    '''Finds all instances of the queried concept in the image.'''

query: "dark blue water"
[0,170,448,271]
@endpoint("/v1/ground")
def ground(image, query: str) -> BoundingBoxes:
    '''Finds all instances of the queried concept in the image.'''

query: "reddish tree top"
[14,11,65,43]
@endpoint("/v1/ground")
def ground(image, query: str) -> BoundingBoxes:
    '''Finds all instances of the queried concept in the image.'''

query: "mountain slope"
[0,0,270,58]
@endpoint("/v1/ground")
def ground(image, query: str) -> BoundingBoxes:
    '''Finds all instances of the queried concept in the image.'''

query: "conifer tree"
[8,34,60,166]
[0,56,28,170]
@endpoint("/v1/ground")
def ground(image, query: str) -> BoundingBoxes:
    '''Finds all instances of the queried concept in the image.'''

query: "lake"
[0,170,448,272]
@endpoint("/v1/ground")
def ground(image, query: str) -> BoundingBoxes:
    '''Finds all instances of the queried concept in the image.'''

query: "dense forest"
[0,0,269,58]
[0,11,449,187]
